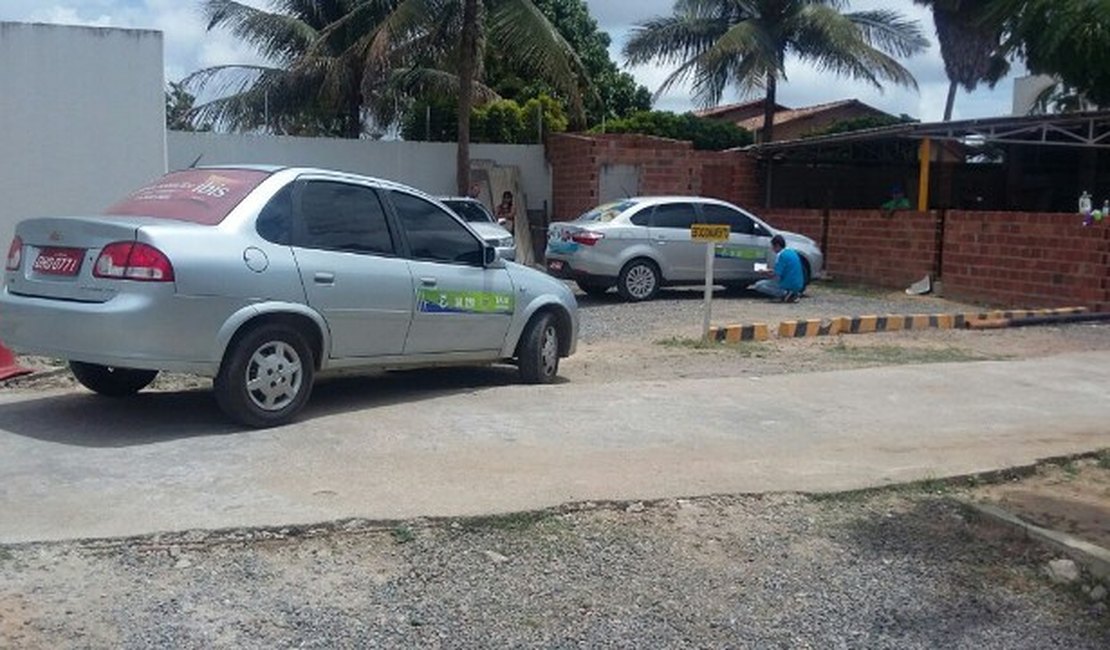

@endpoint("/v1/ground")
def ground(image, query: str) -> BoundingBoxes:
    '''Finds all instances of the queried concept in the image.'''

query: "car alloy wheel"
[245,340,304,412]
[519,312,560,383]
[618,259,660,302]
[215,323,315,428]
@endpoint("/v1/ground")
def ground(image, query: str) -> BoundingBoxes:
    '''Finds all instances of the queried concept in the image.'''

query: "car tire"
[214,323,314,428]
[518,312,560,384]
[617,258,661,302]
[577,281,610,298]
[69,361,158,397]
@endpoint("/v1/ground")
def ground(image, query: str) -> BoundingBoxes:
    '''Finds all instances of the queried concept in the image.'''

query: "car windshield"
[576,200,638,223]
[443,200,494,224]
[103,168,274,225]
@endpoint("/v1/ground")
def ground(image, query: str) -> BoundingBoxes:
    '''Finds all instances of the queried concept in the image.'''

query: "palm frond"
[623,14,730,67]
[486,0,589,114]
[791,3,919,91]
[202,0,318,63]
[845,9,930,58]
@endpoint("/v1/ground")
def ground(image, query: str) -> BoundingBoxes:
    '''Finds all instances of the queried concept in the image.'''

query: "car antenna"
[188,154,203,169]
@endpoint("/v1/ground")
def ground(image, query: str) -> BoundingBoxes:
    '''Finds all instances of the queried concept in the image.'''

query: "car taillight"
[94,242,175,282]
[571,231,604,246]
[5,236,22,271]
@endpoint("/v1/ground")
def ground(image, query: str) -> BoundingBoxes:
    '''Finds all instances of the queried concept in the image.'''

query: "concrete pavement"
[1,352,1109,543]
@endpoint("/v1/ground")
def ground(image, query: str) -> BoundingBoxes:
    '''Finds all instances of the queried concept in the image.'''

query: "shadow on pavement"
[0,365,559,448]
[574,286,764,308]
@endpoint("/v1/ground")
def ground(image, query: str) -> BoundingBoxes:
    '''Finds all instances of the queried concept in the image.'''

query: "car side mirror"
[483,244,502,268]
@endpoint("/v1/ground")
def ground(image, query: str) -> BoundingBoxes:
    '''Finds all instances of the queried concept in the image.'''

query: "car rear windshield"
[576,200,638,222]
[103,169,274,225]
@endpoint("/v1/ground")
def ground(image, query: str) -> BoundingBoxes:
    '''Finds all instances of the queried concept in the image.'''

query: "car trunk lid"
[6,216,166,303]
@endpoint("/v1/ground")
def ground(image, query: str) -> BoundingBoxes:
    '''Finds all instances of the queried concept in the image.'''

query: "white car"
[545,197,825,301]
[440,197,516,261]
[0,166,578,427]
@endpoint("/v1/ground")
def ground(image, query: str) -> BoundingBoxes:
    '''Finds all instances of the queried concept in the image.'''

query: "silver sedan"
[0,166,578,427]
[545,197,825,301]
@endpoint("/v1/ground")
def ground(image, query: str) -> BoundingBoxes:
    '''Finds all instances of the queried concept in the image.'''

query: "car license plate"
[32,247,84,276]
[548,259,564,271]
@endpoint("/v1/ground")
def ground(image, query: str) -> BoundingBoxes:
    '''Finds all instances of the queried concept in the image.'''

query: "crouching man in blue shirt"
[750,234,804,303]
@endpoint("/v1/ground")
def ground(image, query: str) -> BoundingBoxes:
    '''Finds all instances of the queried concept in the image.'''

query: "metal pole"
[426,104,432,142]
[702,242,715,341]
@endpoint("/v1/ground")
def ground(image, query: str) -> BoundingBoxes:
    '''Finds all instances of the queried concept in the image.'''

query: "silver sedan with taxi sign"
[545,197,824,301]
[0,167,578,427]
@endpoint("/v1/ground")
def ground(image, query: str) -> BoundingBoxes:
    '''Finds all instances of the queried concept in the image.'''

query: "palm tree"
[623,0,929,143]
[363,0,588,193]
[185,0,400,138]
[913,0,1009,121]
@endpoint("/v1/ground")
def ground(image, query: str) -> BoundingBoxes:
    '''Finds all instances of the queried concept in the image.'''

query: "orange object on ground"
[0,341,31,380]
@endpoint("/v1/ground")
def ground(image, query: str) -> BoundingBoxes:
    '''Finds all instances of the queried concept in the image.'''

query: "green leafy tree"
[593,110,753,151]
[403,94,567,143]
[913,1,1009,121]
[165,81,211,131]
[989,0,1110,108]
[184,0,400,138]
[623,0,929,143]
[372,0,588,193]
[486,0,651,127]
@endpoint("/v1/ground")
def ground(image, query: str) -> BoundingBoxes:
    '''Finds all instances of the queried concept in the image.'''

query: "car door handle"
[314,272,335,285]
[419,276,437,287]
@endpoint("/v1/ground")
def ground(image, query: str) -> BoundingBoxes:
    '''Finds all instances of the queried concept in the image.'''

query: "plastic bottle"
[1079,191,1092,214]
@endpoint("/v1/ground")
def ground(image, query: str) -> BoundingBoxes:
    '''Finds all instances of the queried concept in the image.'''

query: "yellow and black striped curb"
[708,323,771,342]
[718,307,1090,340]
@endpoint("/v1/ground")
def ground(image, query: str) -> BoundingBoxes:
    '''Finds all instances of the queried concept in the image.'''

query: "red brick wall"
[547,133,760,220]
[942,211,1110,311]
[548,134,601,223]
[759,209,824,245]
[825,210,941,289]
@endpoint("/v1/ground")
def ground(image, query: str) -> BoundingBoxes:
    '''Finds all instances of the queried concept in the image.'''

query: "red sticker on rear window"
[104,169,273,225]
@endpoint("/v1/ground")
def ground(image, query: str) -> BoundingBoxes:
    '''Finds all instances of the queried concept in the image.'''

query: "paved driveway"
[2,352,1109,543]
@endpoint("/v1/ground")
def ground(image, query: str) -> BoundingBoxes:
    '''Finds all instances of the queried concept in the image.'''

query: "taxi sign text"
[691,224,730,242]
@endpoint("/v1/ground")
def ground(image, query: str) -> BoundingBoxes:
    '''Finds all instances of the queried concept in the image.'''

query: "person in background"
[750,234,804,303]
[495,191,515,232]
[881,184,911,214]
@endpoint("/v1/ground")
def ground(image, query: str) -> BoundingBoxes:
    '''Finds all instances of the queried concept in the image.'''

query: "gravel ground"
[1,491,1106,649]
[3,282,1109,648]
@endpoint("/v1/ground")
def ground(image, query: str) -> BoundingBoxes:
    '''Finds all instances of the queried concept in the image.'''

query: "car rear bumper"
[544,257,616,284]
[0,286,241,375]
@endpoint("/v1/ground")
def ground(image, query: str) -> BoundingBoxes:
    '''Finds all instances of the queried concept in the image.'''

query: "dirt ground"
[971,456,1110,550]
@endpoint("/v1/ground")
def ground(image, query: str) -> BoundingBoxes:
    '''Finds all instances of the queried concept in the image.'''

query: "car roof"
[188,165,439,200]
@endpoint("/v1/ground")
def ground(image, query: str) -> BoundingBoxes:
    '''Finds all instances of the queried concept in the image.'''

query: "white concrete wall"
[167,132,552,212]
[0,23,166,246]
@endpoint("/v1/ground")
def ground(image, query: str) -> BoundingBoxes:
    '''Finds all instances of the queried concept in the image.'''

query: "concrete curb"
[708,323,770,342]
[953,497,1110,582]
[713,307,1090,341]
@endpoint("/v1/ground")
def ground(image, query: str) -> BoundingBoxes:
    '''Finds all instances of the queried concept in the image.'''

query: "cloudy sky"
[0,0,1023,122]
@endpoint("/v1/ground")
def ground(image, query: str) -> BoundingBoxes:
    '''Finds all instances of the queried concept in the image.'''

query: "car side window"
[391,191,483,265]
[650,203,697,229]
[296,181,395,255]
[629,208,651,227]
[256,184,293,245]
[702,204,754,235]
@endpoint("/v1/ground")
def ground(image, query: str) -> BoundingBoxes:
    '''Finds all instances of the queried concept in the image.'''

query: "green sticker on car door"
[417,288,515,314]
[714,245,766,260]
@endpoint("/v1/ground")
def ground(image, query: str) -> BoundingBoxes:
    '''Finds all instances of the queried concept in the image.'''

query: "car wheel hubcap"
[625,265,656,298]
[245,341,303,412]
[541,325,559,376]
